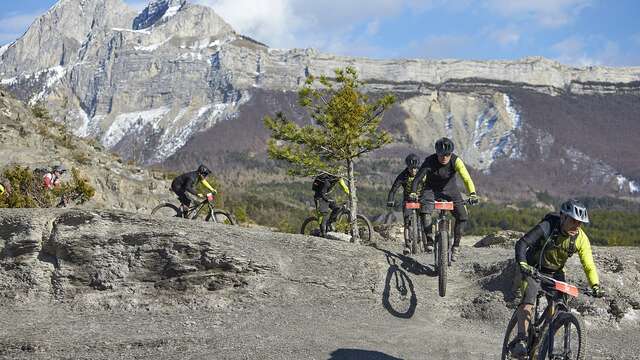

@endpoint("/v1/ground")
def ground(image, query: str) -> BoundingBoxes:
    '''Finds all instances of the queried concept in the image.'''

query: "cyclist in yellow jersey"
[170,164,217,216]
[510,199,604,357]
[312,172,350,237]
[409,137,478,261]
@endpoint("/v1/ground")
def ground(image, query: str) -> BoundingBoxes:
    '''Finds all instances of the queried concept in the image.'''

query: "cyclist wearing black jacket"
[171,164,217,214]
[387,153,424,254]
[410,137,478,261]
[313,172,350,237]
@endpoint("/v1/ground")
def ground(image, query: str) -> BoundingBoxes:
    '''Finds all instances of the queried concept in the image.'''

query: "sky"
[1,0,639,66]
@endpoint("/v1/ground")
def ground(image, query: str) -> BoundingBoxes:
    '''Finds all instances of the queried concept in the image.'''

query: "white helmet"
[560,199,589,223]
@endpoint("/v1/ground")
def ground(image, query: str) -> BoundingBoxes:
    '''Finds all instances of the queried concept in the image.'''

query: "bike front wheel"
[538,311,585,360]
[437,229,448,297]
[334,212,372,243]
[205,209,237,225]
[501,311,520,359]
[151,203,182,218]
[301,216,321,237]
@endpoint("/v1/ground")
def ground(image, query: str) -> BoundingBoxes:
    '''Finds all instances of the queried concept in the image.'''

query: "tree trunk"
[347,159,359,243]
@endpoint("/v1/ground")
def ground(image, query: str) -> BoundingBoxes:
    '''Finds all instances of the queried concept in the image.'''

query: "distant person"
[43,165,66,190]
[386,153,425,255]
[312,172,350,237]
[510,199,604,358]
[410,137,478,261]
[170,164,217,216]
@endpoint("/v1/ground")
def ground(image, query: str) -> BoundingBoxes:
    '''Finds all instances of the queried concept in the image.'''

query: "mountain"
[1,0,640,200]
[1,207,638,359]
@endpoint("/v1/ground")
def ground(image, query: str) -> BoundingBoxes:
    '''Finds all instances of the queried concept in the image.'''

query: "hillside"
[0,89,174,212]
[0,0,639,201]
[0,208,638,359]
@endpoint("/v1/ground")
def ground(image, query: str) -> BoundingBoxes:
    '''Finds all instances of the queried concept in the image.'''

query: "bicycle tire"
[301,216,321,236]
[151,203,181,218]
[437,229,448,297]
[205,209,237,225]
[501,311,519,359]
[538,311,585,360]
[410,210,419,254]
[355,214,373,243]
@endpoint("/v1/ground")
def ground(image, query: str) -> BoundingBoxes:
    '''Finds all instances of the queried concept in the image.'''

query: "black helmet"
[560,199,589,223]
[435,137,454,156]
[197,164,211,177]
[405,153,419,168]
[53,165,66,173]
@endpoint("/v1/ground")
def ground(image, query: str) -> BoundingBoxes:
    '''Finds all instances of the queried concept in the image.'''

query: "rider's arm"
[515,221,550,263]
[411,166,427,194]
[184,176,199,196]
[576,231,600,287]
[387,172,404,202]
[454,158,476,194]
[338,178,350,195]
[200,178,216,193]
[320,179,331,201]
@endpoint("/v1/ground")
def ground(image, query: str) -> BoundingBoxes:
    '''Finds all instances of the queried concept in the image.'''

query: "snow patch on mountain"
[0,43,11,58]
[162,5,181,20]
[112,28,151,35]
[30,66,67,105]
[503,94,521,129]
[102,107,171,148]
[135,36,173,52]
[630,181,639,193]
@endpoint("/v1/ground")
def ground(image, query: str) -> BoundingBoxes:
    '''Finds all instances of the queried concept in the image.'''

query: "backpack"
[33,167,49,178]
[312,176,324,192]
[540,212,578,257]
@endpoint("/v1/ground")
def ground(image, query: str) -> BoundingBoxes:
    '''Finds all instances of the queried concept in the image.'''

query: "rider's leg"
[446,191,468,261]
[316,197,331,236]
[513,275,540,356]
[177,191,191,217]
[419,189,435,250]
[402,206,412,254]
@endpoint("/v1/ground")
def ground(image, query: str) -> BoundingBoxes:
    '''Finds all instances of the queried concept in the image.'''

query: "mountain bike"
[300,202,372,243]
[501,271,594,360]
[151,193,237,225]
[432,198,474,297]
[405,201,427,254]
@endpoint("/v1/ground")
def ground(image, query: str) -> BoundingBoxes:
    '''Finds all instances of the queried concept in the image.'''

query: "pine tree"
[264,67,395,241]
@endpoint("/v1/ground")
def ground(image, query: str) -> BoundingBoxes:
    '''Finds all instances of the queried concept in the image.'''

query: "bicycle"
[431,198,474,297]
[151,192,237,225]
[300,202,373,243]
[501,271,593,360]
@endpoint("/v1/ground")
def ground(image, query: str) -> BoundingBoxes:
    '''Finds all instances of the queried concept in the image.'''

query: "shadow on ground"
[328,348,403,360]
[381,251,418,318]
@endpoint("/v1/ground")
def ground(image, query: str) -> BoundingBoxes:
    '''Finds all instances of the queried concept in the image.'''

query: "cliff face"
[1,0,639,198]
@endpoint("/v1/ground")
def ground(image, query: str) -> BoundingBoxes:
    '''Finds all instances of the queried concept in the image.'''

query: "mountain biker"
[409,137,478,261]
[510,199,605,358]
[43,165,66,190]
[170,164,217,216]
[387,153,425,255]
[312,172,350,237]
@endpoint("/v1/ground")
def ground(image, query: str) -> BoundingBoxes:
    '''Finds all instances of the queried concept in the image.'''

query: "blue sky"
[1,0,639,66]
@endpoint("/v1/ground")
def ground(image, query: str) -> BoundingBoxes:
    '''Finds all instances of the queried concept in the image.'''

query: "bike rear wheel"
[437,229,448,297]
[205,209,237,225]
[538,311,585,360]
[151,203,182,218]
[301,216,321,237]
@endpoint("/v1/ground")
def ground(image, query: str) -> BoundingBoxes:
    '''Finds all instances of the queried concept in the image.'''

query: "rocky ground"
[0,209,638,359]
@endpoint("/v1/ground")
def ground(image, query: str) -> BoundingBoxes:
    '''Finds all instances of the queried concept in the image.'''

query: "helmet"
[560,199,589,223]
[405,153,419,168]
[53,165,66,173]
[196,164,211,177]
[435,137,454,156]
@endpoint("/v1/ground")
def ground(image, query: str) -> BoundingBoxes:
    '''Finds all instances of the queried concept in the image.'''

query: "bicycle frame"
[526,273,584,358]
[184,193,216,219]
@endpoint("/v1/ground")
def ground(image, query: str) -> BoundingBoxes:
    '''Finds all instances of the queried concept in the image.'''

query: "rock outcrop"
[0,208,638,359]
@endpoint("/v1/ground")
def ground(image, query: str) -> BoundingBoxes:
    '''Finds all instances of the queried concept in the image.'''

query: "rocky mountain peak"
[133,0,187,30]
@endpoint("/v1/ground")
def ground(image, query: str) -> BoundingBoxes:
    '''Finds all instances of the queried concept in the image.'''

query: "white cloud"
[487,27,520,46]
[409,34,472,59]
[484,0,592,28]
[551,36,596,66]
[551,36,626,67]
[366,19,381,36]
